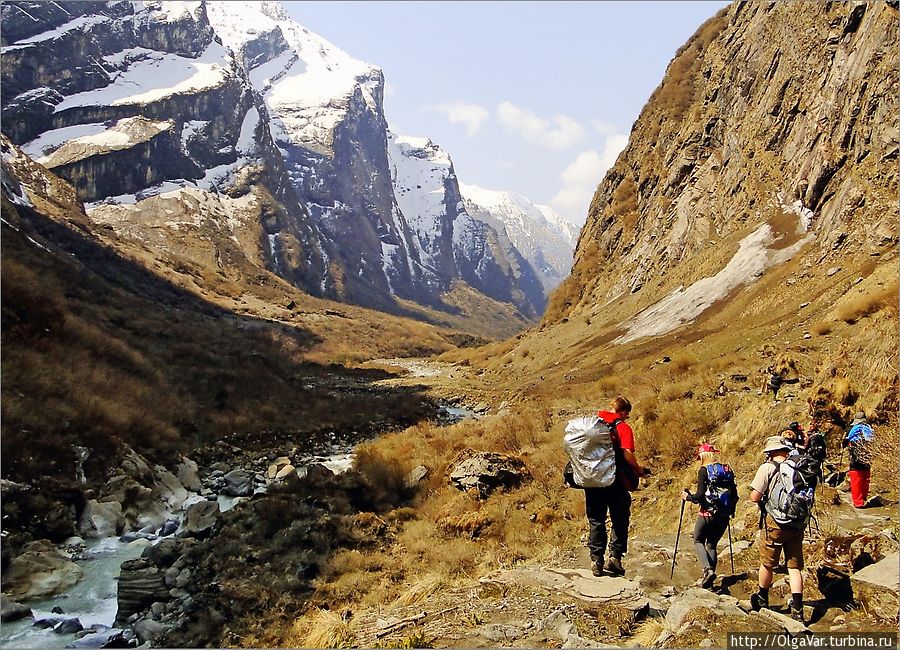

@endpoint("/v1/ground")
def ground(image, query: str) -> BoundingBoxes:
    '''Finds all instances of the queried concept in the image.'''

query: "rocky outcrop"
[0,594,32,622]
[115,558,170,626]
[182,500,220,536]
[3,540,84,600]
[449,451,530,498]
[850,552,899,619]
[555,2,898,325]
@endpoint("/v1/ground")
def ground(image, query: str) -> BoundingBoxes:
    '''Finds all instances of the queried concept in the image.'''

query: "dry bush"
[611,177,639,229]
[290,608,356,649]
[812,321,833,336]
[838,283,898,324]
[389,574,446,609]
[353,441,413,510]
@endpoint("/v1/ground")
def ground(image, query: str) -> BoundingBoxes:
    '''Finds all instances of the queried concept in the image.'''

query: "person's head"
[611,395,632,419]
[697,443,720,465]
[782,427,801,445]
[850,411,867,426]
[763,435,792,460]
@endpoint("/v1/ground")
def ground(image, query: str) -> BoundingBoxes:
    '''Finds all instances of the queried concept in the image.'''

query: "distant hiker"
[841,411,874,508]
[762,367,783,400]
[749,436,812,623]
[682,443,738,589]
[585,396,650,577]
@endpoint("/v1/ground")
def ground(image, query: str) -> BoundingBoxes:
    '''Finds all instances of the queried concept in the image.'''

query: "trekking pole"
[671,496,686,579]
[727,518,735,575]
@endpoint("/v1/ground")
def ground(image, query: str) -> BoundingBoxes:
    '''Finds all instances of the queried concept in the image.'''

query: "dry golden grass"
[812,321,833,336]
[288,608,357,649]
[837,282,898,324]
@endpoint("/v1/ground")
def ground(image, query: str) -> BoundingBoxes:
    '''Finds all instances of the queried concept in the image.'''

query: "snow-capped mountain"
[459,184,579,291]
[0,0,549,320]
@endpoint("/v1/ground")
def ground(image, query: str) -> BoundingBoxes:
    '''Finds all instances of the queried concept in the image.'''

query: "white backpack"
[562,416,617,488]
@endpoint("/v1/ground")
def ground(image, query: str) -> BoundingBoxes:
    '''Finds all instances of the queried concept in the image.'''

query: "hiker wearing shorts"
[585,395,649,577]
[749,436,805,622]
[682,444,738,589]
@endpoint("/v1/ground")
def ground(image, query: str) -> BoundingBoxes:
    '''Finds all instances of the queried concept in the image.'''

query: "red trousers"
[848,469,870,507]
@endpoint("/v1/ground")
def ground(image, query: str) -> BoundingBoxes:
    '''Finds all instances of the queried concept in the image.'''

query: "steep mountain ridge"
[550,2,897,329]
[1,0,549,322]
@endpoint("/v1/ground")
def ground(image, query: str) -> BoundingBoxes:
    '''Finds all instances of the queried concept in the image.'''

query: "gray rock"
[404,465,428,488]
[209,462,230,474]
[133,617,169,645]
[53,617,83,634]
[115,558,169,626]
[182,500,220,535]
[3,540,84,600]
[150,602,166,617]
[222,469,254,497]
[0,594,32,622]
[827,266,841,276]
[176,456,202,492]
[850,552,899,618]
[754,608,810,635]
[159,518,179,537]
[484,567,649,614]
[449,452,529,498]
[78,500,124,539]
[665,588,748,631]
[154,465,189,510]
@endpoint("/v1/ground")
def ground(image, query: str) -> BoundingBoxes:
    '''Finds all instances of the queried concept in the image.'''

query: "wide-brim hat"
[763,435,792,455]
[850,411,867,426]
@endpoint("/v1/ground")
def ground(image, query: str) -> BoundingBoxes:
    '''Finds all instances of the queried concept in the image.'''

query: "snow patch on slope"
[615,221,814,344]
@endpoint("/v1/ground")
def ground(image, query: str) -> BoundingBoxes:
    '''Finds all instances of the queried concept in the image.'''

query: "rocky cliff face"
[1,0,548,320]
[553,1,897,328]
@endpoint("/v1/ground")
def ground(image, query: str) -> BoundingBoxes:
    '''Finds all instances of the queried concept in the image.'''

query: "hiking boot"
[701,569,717,589]
[789,605,804,623]
[749,591,769,612]
[604,556,625,576]
[591,561,604,577]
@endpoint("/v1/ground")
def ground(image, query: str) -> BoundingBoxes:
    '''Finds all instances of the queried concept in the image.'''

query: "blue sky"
[287,1,729,225]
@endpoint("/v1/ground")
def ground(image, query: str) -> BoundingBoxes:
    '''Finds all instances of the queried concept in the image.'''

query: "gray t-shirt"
[750,462,778,496]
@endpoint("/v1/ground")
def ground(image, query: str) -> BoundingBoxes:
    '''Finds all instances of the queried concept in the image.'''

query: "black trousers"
[693,514,728,571]
[584,480,631,562]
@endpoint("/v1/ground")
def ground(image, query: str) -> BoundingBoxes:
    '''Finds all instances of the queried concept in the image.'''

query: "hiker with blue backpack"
[841,411,874,508]
[681,443,739,589]
[748,435,823,623]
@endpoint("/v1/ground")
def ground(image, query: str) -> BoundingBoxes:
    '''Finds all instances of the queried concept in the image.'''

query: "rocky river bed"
[0,398,480,648]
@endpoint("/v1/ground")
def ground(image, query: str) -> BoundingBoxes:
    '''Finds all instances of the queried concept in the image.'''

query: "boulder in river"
[78,500,124,539]
[0,593,32,622]
[115,558,169,626]
[182,500,220,536]
[153,465,189,511]
[3,539,84,600]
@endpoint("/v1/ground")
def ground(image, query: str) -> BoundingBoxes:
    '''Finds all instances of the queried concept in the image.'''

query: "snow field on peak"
[54,41,234,112]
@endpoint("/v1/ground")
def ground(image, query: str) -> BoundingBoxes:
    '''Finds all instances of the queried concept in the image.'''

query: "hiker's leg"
[859,469,871,503]
[607,482,631,558]
[584,488,609,562]
[849,470,865,507]
[706,517,728,571]
[788,567,803,594]
[758,564,774,589]
[693,516,713,570]
[758,522,779,589]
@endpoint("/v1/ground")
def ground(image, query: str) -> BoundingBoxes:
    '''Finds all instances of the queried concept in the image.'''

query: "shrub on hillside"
[838,283,898,324]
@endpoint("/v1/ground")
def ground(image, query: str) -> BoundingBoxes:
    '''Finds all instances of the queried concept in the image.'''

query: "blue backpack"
[846,423,874,444]
[704,462,737,516]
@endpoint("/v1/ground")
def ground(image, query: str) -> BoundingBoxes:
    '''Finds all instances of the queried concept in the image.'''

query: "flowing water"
[0,538,145,649]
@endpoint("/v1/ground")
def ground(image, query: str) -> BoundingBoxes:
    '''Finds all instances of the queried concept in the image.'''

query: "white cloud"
[591,119,618,135]
[496,101,585,151]
[550,133,629,222]
[428,101,490,136]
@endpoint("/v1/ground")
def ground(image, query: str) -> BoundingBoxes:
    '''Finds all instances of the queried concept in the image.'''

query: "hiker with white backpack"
[681,443,739,589]
[748,435,823,623]
[562,396,650,578]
